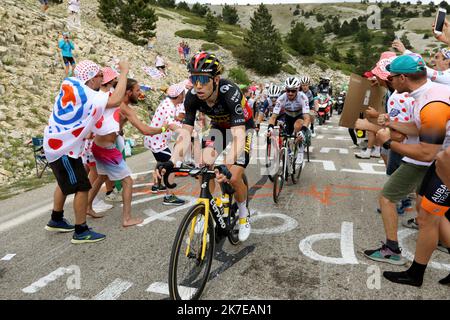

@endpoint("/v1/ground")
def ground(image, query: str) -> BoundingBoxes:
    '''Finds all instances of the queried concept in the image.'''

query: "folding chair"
[30,137,49,178]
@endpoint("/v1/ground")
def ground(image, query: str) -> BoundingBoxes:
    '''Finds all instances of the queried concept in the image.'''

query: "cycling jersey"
[272,92,309,117]
[184,79,254,130]
[259,98,276,114]
[302,89,315,108]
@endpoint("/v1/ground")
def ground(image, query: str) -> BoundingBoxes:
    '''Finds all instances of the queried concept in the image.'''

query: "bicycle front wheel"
[168,204,215,300]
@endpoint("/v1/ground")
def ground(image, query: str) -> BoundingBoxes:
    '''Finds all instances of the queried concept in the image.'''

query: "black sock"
[386,239,400,253]
[51,210,64,222]
[407,260,427,280]
[439,273,450,285]
[75,223,89,235]
[106,190,113,196]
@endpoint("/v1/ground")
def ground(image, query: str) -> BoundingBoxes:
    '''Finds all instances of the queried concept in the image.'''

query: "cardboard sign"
[339,73,387,128]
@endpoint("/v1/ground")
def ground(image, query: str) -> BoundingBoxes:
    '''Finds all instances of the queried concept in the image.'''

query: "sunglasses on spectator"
[286,89,297,93]
[387,74,403,81]
[190,74,213,85]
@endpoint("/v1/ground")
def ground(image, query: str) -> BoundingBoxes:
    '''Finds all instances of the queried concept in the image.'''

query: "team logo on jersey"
[235,104,243,115]
[220,84,232,93]
[231,89,240,102]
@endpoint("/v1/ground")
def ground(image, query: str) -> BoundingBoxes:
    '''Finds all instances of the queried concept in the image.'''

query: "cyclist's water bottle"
[221,194,230,218]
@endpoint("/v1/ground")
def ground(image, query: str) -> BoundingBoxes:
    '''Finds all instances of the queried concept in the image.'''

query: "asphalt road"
[1,114,449,300]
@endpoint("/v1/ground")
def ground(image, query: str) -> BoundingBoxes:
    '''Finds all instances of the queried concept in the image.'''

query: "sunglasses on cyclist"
[286,89,297,93]
[189,74,214,85]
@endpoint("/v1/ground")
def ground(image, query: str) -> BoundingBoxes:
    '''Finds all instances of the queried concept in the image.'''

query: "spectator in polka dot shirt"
[144,83,187,206]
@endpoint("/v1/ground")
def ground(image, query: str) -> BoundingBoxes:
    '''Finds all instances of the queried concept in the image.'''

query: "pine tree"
[329,44,341,62]
[222,4,239,25]
[357,42,374,74]
[204,11,219,42]
[323,20,333,34]
[286,22,315,56]
[242,4,283,75]
[176,1,190,11]
[331,16,341,35]
[192,2,209,17]
[401,34,413,50]
[158,0,175,8]
[345,48,358,65]
[98,0,122,29]
[120,0,158,46]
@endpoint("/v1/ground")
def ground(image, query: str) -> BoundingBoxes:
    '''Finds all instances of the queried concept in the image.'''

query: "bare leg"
[229,166,246,204]
[439,215,450,248]
[121,176,143,227]
[53,185,66,211]
[86,175,107,218]
[414,208,441,264]
[379,195,398,241]
[73,191,88,225]
[64,65,69,78]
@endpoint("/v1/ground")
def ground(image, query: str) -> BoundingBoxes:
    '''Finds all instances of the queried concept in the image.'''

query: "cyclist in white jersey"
[267,77,311,164]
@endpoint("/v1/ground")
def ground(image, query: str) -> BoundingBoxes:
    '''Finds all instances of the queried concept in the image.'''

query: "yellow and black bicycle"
[162,166,248,300]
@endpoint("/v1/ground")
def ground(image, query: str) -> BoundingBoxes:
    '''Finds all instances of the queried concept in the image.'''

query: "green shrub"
[228,67,250,86]
[175,29,206,40]
[316,61,329,71]
[281,64,297,74]
[201,42,220,51]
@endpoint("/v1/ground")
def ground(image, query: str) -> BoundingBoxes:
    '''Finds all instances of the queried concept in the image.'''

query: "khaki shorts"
[382,161,429,203]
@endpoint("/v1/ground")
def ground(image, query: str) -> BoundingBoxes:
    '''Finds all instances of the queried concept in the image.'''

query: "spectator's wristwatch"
[383,139,393,150]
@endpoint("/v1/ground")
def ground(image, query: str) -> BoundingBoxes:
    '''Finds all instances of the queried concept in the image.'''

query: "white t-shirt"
[144,98,182,153]
[44,78,109,162]
[155,56,165,67]
[68,0,80,12]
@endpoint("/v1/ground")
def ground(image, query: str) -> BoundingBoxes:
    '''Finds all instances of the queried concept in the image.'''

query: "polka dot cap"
[74,60,101,84]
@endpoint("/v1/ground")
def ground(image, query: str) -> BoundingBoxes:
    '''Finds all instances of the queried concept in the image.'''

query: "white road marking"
[138,197,196,226]
[0,195,74,234]
[1,253,16,261]
[251,212,298,235]
[93,278,133,300]
[22,267,72,294]
[320,147,349,154]
[146,281,193,300]
[328,136,351,141]
[398,228,450,271]
[341,163,385,175]
[309,159,337,171]
[299,222,358,265]
[133,182,153,188]
[131,170,154,179]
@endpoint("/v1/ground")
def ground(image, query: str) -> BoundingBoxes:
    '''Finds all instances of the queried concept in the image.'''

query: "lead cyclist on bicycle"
[267,77,311,164]
[157,51,254,242]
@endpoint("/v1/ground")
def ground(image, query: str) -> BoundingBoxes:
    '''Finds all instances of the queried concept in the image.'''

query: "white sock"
[237,201,248,219]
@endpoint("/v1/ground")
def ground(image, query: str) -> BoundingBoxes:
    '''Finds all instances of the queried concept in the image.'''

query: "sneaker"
[363,242,406,265]
[350,144,360,149]
[151,184,166,194]
[45,218,75,232]
[370,146,381,158]
[92,200,113,213]
[355,149,371,159]
[383,271,423,287]
[238,217,251,242]
[71,228,106,244]
[163,195,186,206]
[105,191,122,202]
[311,132,317,138]
[396,202,406,216]
[437,242,450,254]
[402,218,419,230]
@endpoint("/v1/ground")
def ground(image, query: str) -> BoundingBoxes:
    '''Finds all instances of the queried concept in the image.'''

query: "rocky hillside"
[0,0,348,186]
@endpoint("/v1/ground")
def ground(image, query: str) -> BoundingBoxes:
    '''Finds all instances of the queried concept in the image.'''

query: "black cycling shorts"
[419,162,450,217]
[201,127,253,168]
[285,113,304,136]
[49,156,91,195]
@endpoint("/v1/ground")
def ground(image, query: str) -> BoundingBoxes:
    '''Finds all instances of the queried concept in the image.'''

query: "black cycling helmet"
[187,51,224,76]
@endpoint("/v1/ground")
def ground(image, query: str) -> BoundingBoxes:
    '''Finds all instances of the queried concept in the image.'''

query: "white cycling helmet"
[300,76,310,85]
[284,77,300,90]
[268,85,281,98]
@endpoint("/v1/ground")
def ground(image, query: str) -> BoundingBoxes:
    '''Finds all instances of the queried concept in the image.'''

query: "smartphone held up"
[434,7,446,35]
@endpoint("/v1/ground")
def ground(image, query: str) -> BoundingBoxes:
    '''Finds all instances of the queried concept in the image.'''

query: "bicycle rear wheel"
[168,204,215,300]
[266,137,275,182]
[228,174,249,245]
